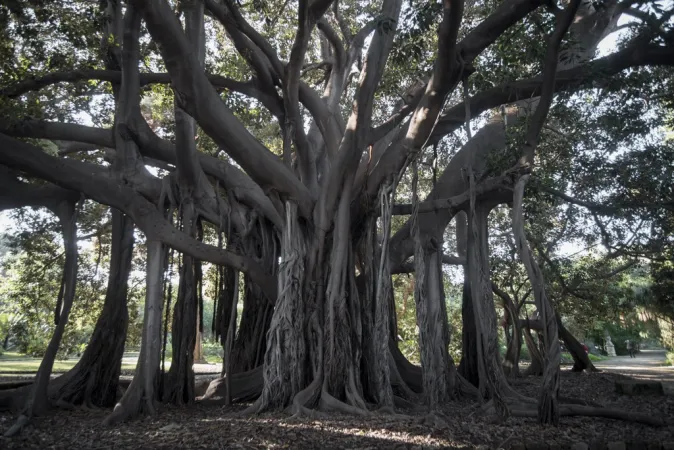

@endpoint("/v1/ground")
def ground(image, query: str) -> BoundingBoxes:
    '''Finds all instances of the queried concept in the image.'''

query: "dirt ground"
[1,365,673,449]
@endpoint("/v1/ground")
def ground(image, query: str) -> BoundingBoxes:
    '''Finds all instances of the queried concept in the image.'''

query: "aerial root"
[318,390,370,416]
[239,395,263,416]
[285,375,322,416]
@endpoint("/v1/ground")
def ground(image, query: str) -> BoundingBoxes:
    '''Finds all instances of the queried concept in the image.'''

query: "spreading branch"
[0,133,277,299]
[129,0,314,217]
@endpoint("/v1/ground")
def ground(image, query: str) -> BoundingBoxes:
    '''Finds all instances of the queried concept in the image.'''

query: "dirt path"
[594,348,674,382]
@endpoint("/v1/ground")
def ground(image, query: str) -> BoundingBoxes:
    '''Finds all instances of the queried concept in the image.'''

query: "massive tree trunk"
[50,210,134,407]
[253,203,307,411]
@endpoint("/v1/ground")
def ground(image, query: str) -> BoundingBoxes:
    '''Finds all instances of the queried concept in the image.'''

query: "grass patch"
[0,352,136,374]
[560,352,607,364]
[665,351,674,366]
[588,353,607,362]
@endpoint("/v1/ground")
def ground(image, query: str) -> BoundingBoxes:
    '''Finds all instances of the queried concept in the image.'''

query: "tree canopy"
[0,0,672,436]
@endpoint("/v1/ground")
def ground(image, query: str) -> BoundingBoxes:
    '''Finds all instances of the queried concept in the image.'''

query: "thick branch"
[0,118,283,229]
[392,254,465,274]
[431,43,674,142]
[0,167,79,213]
[0,133,277,299]
[1,70,279,113]
[391,175,514,215]
[537,185,674,213]
[129,0,313,216]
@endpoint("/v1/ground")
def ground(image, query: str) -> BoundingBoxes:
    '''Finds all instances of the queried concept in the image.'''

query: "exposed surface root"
[511,405,665,427]
[197,366,263,404]
[319,390,370,416]
[559,395,603,408]
[290,376,321,414]
[417,411,449,429]
[2,413,29,437]
[393,395,423,412]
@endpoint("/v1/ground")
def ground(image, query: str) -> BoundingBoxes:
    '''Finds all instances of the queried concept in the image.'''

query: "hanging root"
[512,174,561,425]
[251,202,307,414]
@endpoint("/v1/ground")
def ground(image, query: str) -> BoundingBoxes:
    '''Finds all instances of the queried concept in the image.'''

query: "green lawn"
[0,352,136,374]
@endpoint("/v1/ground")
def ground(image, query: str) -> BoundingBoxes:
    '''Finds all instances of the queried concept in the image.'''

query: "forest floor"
[0,353,673,449]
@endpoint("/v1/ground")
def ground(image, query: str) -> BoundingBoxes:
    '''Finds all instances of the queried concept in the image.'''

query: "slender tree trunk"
[456,211,479,386]
[466,196,511,418]
[512,175,561,425]
[558,319,597,372]
[165,203,198,405]
[30,202,79,414]
[231,283,273,373]
[522,320,544,376]
[104,239,164,425]
[414,240,455,408]
[459,276,479,386]
[50,210,134,407]
[194,315,205,364]
[501,296,522,377]
[223,266,239,404]
[3,201,80,437]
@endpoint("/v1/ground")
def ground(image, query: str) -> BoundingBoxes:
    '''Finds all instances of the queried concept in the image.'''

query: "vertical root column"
[466,172,510,419]
[410,159,453,409]
[512,174,560,425]
[323,178,367,410]
[165,202,198,405]
[255,202,306,411]
[371,184,396,408]
[104,239,165,425]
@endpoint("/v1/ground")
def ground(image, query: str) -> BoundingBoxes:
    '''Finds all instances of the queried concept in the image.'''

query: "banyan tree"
[0,0,672,434]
